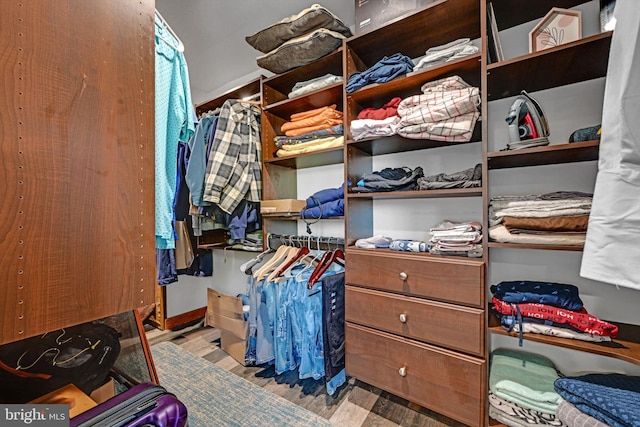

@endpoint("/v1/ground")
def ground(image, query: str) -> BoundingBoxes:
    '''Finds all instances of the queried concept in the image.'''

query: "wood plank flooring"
[146,323,466,427]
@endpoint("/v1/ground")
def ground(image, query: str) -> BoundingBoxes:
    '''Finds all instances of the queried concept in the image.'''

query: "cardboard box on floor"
[220,331,248,366]
[206,288,249,365]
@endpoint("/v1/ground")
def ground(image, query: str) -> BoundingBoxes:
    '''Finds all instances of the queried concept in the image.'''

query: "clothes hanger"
[307,248,344,289]
[265,243,306,283]
[271,246,312,280]
[240,233,275,275]
[253,237,289,280]
[254,236,296,281]
[155,9,185,53]
[287,236,324,282]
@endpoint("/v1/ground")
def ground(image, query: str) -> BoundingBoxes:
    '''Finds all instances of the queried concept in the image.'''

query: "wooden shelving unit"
[487,140,600,169]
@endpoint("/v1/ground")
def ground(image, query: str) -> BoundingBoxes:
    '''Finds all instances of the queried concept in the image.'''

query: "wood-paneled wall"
[0,0,156,344]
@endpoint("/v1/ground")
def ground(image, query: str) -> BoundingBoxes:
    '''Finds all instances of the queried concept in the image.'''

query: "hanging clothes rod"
[155,9,185,53]
[268,234,344,250]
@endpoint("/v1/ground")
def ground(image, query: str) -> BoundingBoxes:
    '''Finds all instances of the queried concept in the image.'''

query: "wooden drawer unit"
[346,323,485,427]
[345,286,485,356]
[346,248,485,307]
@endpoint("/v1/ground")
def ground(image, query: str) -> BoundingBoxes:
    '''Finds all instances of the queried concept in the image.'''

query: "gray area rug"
[151,341,333,427]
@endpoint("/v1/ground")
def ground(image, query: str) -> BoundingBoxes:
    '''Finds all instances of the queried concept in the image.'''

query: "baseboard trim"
[164,307,207,330]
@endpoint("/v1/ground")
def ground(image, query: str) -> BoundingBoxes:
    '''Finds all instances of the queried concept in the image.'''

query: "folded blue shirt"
[346,53,414,93]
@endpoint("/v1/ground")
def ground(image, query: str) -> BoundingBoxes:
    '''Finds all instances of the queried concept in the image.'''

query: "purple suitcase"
[71,383,188,427]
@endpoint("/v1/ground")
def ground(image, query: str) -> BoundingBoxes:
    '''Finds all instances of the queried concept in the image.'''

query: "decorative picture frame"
[529,8,582,53]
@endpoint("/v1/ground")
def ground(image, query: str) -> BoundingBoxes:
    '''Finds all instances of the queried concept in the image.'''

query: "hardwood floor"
[146,323,466,427]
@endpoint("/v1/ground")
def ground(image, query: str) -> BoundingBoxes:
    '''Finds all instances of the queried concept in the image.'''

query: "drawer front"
[346,286,484,356]
[346,323,485,427]
[346,250,484,307]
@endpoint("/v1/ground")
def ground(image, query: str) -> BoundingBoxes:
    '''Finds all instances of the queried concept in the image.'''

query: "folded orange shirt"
[283,119,344,137]
[281,104,344,136]
[288,104,339,122]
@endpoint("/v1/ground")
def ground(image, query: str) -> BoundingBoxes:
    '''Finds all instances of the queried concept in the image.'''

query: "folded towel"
[490,348,563,414]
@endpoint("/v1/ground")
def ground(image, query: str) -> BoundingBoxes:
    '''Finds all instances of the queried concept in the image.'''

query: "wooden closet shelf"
[345,246,485,265]
[263,83,343,118]
[487,140,600,169]
[347,187,482,200]
[488,242,584,252]
[489,317,640,366]
[346,0,480,65]
[262,48,343,94]
[346,127,481,156]
[197,242,264,252]
[487,32,612,101]
[263,215,344,221]
[264,146,344,169]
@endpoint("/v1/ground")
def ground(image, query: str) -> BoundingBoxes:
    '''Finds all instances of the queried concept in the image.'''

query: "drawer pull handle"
[398,366,407,377]
[399,313,407,323]
[399,272,408,281]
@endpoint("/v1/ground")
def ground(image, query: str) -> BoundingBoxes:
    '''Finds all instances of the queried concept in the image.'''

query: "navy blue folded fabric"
[490,280,584,311]
[305,185,344,208]
[300,199,344,218]
[346,53,414,93]
[554,374,640,427]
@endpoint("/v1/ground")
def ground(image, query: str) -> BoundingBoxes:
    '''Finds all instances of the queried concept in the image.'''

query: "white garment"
[581,0,640,290]
[349,116,400,140]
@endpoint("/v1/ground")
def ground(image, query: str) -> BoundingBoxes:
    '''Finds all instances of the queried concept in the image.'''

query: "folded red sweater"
[357,97,402,120]
[492,297,618,337]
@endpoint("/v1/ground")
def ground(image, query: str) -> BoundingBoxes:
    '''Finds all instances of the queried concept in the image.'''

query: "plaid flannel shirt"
[203,100,261,214]
[396,75,480,142]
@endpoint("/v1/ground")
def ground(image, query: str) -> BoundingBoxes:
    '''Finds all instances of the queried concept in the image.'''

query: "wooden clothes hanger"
[253,244,289,280]
[270,247,310,280]
[307,249,344,289]
[265,245,305,283]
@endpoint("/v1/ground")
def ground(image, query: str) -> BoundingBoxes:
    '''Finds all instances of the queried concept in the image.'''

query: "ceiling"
[155,1,356,105]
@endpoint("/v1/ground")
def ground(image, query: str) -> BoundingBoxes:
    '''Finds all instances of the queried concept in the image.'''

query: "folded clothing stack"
[351,166,423,193]
[288,73,343,99]
[489,191,592,246]
[350,97,402,141]
[281,104,343,137]
[428,220,482,257]
[396,75,480,142]
[489,348,564,425]
[413,38,479,72]
[300,185,344,219]
[417,164,481,190]
[491,280,618,344]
